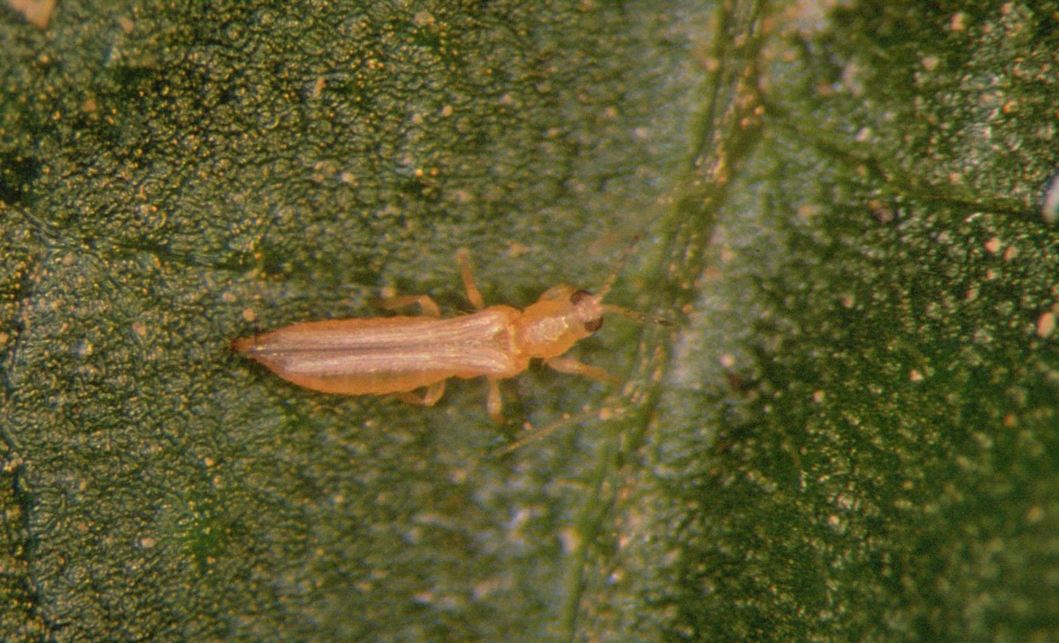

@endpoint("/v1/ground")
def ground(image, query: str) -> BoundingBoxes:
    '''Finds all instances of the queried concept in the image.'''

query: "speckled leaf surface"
[2,1,1058,642]
[0,2,692,641]
[647,2,1059,642]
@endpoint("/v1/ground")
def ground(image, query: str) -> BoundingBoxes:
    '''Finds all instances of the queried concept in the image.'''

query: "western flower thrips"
[233,242,662,423]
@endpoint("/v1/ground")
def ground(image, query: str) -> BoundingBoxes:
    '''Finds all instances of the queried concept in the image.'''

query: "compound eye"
[570,289,593,304]
[584,317,603,332]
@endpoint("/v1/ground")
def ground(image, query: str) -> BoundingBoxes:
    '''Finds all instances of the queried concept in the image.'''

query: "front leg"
[545,356,621,385]
[486,378,503,424]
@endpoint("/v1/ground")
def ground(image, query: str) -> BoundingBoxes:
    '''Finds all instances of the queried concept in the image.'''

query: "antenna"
[595,235,643,300]
[602,304,674,327]
[596,235,673,327]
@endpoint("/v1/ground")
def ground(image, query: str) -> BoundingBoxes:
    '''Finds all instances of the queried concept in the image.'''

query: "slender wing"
[233,308,524,394]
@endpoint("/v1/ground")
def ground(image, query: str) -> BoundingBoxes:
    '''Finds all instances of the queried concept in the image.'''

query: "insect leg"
[545,356,621,385]
[369,294,441,318]
[455,248,485,310]
[394,381,446,406]
[486,378,503,424]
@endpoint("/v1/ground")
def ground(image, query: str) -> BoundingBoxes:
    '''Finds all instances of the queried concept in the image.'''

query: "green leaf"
[645,2,1059,642]
[4,1,1059,642]
[1,2,690,641]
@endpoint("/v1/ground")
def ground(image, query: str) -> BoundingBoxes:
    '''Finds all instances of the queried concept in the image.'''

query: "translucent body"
[233,249,631,422]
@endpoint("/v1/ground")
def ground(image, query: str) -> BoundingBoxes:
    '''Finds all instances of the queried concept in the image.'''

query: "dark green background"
[2,1,1058,641]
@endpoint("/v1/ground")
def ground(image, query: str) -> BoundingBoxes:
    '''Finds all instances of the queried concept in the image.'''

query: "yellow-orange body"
[233,249,628,422]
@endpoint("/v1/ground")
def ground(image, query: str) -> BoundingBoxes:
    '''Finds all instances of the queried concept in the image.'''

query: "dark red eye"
[584,317,603,332]
[570,289,592,304]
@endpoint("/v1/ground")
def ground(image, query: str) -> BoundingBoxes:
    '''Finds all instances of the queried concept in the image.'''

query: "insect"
[232,240,665,423]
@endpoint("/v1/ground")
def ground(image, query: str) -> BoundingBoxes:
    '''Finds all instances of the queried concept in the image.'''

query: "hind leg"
[394,381,446,406]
